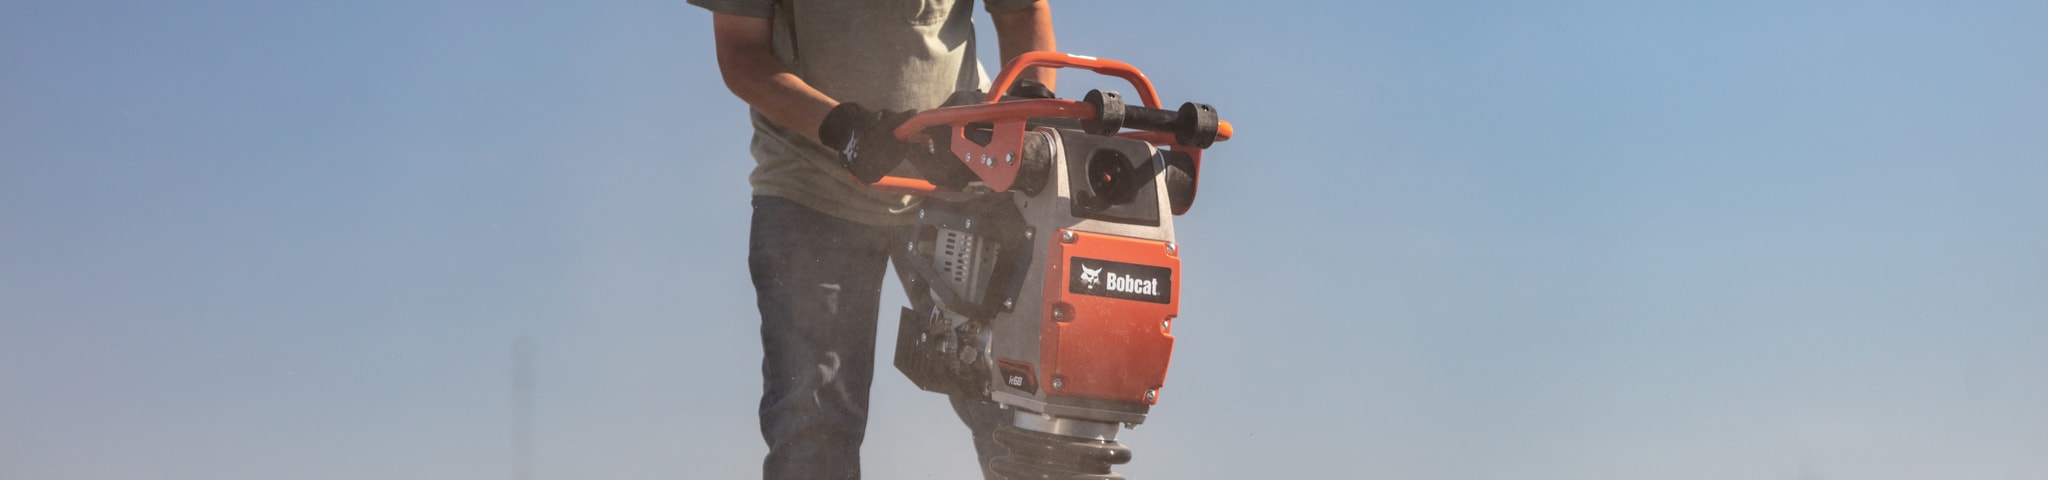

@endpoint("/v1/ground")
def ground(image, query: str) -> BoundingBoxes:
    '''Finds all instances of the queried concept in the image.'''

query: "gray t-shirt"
[690,0,1040,225]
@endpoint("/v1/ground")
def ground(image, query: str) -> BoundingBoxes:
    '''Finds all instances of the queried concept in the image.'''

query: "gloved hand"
[819,102,920,185]
[1004,78,1056,100]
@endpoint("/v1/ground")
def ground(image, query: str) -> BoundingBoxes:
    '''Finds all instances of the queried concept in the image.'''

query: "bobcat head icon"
[1079,265,1103,289]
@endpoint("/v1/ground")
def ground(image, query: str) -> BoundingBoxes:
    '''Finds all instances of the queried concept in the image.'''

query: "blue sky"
[3,1,2045,479]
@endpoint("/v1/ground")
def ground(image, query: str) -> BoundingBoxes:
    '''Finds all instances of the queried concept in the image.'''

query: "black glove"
[1004,79,1056,100]
[819,102,920,185]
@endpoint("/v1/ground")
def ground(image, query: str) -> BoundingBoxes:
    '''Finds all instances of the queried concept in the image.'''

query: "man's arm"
[991,1,1058,91]
[711,12,837,140]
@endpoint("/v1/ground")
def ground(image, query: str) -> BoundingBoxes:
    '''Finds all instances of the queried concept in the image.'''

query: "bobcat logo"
[1079,265,1103,290]
[1068,257,1172,304]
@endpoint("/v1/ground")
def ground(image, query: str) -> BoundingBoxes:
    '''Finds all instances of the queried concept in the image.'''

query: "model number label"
[1069,257,1172,304]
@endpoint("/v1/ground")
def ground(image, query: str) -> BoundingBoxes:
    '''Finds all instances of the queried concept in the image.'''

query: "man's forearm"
[718,56,837,140]
[712,12,837,139]
[992,1,1058,91]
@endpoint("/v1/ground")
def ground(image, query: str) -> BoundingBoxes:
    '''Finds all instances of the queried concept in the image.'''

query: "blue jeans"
[748,196,1007,480]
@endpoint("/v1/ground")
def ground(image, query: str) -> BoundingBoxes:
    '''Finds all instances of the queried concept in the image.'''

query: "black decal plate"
[1069,257,1173,304]
[996,359,1038,394]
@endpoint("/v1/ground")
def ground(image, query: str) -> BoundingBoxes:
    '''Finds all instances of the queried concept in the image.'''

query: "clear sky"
[3,1,2044,479]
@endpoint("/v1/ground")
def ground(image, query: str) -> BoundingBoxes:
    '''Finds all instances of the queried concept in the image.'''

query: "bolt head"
[1023,229,1034,239]
[1145,388,1158,401]
[1060,230,1077,243]
[1051,377,1065,391]
[1166,242,1178,255]
[1005,153,1016,165]
[1003,298,1015,309]
[1162,319,1171,331]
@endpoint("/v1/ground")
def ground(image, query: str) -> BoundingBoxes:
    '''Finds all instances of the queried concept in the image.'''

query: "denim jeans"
[748,196,1007,480]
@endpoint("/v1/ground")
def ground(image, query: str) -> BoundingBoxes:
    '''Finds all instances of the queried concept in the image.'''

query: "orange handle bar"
[987,51,1163,109]
[892,99,1093,140]
[869,176,940,195]
[872,52,1232,196]
[892,99,1233,144]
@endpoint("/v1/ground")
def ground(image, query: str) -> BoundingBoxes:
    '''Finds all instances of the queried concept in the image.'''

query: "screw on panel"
[1050,303,1075,322]
[1003,298,1015,310]
[1023,229,1035,240]
[982,154,994,167]
[1165,242,1178,255]
[1060,230,1077,243]
[1162,319,1171,332]
[1145,388,1158,401]
[1004,152,1015,165]
[1051,377,1065,391]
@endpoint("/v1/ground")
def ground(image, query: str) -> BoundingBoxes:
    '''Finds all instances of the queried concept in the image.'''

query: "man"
[686,1,1057,479]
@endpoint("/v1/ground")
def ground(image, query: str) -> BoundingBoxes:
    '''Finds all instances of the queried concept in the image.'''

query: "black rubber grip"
[1120,105,1181,133]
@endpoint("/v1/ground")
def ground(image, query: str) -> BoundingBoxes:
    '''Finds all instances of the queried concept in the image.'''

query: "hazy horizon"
[4,1,2045,479]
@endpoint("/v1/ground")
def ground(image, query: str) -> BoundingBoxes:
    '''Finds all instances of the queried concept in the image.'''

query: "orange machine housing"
[1040,229,1180,405]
